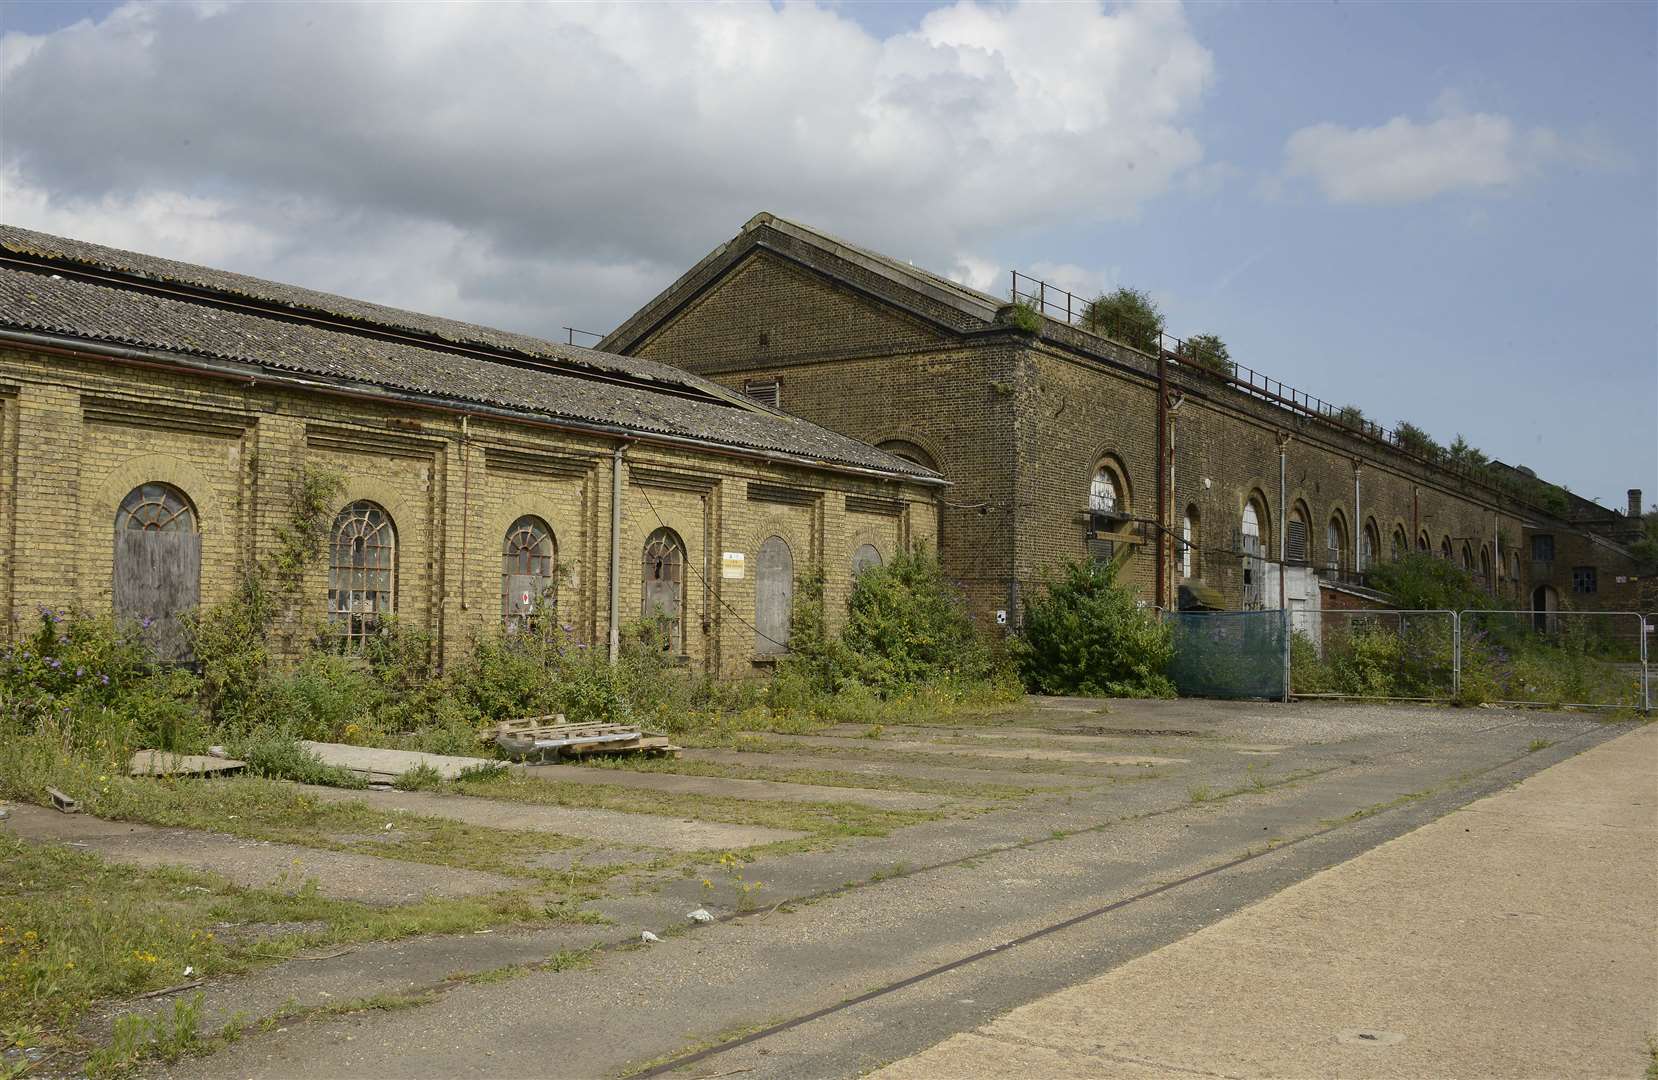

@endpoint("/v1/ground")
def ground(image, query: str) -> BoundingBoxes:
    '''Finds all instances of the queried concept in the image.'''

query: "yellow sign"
[721,551,746,579]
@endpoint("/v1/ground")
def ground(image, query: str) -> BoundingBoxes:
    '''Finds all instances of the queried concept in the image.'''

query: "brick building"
[0,225,942,677]
[603,213,1649,628]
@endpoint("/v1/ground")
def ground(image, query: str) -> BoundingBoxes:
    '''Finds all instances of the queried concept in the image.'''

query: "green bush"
[1178,333,1234,378]
[0,608,202,756]
[1082,287,1164,353]
[1011,560,1175,698]
[836,548,1001,697]
[1365,553,1491,611]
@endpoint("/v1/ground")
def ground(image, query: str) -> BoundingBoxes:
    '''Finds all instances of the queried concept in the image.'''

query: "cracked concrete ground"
[45,697,1620,1080]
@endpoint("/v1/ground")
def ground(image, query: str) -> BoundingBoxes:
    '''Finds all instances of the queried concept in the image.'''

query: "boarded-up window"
[502,515,556,628]
[851,543,883,576]
[754,535,794,656]
[642,527,685,653]
[1286,510,1309,565]
[329,501,396,648]
[114,483,200,662]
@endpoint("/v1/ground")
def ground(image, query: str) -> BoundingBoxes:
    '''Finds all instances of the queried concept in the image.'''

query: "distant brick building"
[0,225,943,677]
[604,213,1650,628]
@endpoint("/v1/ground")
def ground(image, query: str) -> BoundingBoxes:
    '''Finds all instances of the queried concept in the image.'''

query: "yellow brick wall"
[0,345,939,678]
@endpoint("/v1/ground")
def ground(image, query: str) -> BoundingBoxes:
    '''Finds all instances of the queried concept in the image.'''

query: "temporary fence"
[1162,605,1653,712]
[1288,608,1458,702]
[1163,609,1288,701]
[1457,609,1648,711]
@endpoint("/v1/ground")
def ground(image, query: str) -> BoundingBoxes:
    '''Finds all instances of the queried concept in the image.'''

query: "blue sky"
[3,1,1653,507]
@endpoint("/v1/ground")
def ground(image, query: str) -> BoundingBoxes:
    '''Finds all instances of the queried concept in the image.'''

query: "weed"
[1188,784,1214,803]
[84,993,203,1077]
[1527,738,1555,753]
[392,763,443,792]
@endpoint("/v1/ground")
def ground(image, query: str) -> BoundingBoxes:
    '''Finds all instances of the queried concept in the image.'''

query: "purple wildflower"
[139,616,155,630]
[100,674,110,686]
[46,658,61,670]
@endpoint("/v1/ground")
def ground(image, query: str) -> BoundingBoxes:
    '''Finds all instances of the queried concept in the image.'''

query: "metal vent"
[743,378,780,409]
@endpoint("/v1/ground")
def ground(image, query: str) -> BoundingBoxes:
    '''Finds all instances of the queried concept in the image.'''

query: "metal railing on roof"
[1010,269,1422,454]
[563,326,606,346]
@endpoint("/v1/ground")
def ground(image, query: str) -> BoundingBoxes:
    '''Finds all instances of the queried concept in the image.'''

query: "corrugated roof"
[0,229,942,482]
[0,224,718,396]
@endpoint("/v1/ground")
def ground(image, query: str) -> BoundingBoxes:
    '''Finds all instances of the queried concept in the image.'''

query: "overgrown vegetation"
[1291,553,1641,708]
[1011,560,1175,698]
[1000,302,1043,334]
[1177,333,1234,378]
[1081,286,1164,354]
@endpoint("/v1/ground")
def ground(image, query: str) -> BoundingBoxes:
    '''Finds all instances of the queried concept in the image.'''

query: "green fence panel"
[1164,610,1286,700]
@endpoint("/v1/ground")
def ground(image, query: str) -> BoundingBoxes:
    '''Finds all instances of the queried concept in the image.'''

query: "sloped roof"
[602,211,1005,352]
[0,226,942,483]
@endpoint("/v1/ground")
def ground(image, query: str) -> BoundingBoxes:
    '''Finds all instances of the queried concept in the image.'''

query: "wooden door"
[754,535,793,656]
[114,528,201,661]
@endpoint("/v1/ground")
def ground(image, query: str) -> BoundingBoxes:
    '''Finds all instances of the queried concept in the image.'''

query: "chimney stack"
[1630,489,1643,518]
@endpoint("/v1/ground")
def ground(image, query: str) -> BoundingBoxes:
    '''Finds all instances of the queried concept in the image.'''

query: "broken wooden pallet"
[488,716,680,761]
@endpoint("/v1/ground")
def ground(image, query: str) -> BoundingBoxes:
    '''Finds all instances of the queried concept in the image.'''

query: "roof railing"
[1010,269,1408,450]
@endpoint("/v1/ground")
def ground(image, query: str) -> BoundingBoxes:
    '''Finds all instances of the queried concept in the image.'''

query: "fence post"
[1643,613,1652,715]
[1281,607,1291,703]
[1453,610,1463,700]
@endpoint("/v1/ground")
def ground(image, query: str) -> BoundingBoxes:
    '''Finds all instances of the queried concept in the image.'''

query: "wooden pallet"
[488,716,680,761]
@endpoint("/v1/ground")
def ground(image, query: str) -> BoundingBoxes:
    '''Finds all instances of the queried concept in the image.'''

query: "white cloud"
[1281,97,1606,205]
[0,1,1214,336]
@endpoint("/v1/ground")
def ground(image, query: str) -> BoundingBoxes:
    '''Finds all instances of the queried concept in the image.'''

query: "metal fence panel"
[1289,609,1458,702]
[1459,610,1646,710]
[1164,609,1287,700]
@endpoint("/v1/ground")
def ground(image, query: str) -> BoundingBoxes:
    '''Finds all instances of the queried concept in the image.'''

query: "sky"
[2,0,1653,508]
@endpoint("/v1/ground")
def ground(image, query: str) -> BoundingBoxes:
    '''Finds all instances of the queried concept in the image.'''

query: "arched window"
[1241,498,1266,609]
[329,501,396,647]
[642,527,686,653]
[1479,545,1492,584]
[852,543,883,575]
[502,515,557,627]
[1417,530,1431,553]
[1181,504,1199,580]
[114,483,201,661]
[1441,536,1454,561]
[1326,513,1347,572]
[1089,465,1123,514]
[1361,519,1380,573]
[1461,543,1474,572]
[1391,526,1408,561]
[754,535,794,657]
[876,439,938,473]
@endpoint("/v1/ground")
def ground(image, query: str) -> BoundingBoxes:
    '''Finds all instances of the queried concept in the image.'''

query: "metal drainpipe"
[609,443,625,663]
[1155,352,1168,609]
[1353,463,1362,576]
[1278,435,1290,702]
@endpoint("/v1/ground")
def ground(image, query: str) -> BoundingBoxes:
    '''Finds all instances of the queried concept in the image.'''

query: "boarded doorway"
[113,483,201,662]
[754,535,794,656]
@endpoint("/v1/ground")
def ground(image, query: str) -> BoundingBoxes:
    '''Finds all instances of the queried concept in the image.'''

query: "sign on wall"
[721,552,746,579]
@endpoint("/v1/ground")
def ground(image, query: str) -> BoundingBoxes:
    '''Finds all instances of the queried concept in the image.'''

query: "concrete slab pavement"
[873,724,1658,1080]
[0,803,518,903]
